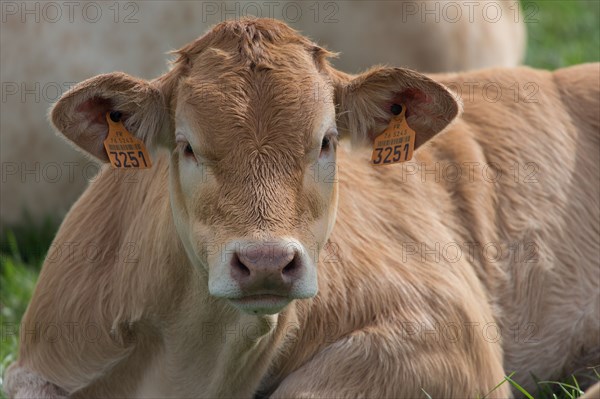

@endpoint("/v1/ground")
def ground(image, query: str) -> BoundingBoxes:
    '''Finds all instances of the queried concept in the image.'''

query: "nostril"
[282,257,299,276]
[232,254,251,277]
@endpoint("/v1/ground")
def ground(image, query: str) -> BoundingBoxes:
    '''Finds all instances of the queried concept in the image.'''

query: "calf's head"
[51,19,460,315]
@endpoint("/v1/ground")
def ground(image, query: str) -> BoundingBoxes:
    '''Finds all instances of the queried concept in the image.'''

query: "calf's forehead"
[175,65,335,155]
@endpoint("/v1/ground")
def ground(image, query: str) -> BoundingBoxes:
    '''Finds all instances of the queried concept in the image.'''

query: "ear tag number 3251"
[103,112,152,169]
[371,105,415,166]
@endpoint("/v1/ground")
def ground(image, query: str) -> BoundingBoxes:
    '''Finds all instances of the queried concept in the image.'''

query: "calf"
[5,18,598,398]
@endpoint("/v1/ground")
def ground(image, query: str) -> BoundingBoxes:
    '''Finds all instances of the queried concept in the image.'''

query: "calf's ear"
[335,67,462,149]
[50,72,169,162]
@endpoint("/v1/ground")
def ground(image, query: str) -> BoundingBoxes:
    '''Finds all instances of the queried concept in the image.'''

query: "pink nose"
[230,242,305,293]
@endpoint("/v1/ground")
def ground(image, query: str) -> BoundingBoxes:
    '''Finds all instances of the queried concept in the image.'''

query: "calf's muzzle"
[230,241,305,295]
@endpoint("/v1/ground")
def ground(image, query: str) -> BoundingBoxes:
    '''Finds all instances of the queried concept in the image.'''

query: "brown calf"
[5,18,599,398]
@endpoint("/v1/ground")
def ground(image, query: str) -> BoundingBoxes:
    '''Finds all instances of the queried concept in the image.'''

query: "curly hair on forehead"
[172,17,336,73]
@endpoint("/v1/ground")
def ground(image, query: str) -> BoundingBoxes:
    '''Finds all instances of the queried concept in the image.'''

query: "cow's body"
[4,19,598,398]
[0,1,526,227]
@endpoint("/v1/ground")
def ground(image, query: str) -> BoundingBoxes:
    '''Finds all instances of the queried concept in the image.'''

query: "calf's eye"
[321,136,330,151]
[176,132,195,158]
[184,143,194,156]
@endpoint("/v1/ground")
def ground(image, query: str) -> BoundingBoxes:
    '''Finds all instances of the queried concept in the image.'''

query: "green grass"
[0,227,54,396]
[523,0,600,69]
[1,0,599,396]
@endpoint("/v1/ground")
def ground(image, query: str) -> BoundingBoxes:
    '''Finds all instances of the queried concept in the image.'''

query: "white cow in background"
[0,0,526,226]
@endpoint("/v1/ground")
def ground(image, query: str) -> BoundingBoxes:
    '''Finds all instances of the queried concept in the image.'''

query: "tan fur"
[582,383,600,399]
[4,19,597,398]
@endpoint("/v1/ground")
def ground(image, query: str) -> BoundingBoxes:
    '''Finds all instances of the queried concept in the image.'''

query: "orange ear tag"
[103,112,152,169]
[371,104,415,166]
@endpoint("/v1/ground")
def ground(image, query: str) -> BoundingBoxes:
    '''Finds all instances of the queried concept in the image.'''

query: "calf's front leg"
[270,325,511,398]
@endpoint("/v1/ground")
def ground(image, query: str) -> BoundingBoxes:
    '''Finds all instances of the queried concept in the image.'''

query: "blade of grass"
[538,381,584,395]
[482,372,515,399]
[573,376,581,395]
[6,231,21,263]
[504,375,535,399]
[591,366,600,380]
